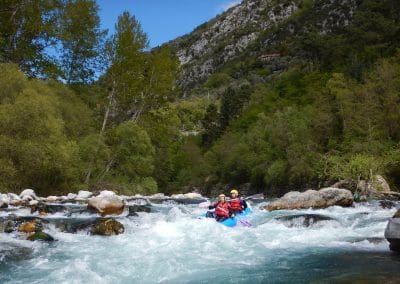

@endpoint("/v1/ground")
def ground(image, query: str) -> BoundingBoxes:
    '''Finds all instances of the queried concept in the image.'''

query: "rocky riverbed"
[1,188,399,283]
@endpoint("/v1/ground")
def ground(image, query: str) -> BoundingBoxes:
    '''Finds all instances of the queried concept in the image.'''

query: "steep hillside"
[168,0,359,92]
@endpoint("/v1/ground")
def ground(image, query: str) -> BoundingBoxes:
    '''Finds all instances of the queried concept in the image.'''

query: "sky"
[97,0,242,48]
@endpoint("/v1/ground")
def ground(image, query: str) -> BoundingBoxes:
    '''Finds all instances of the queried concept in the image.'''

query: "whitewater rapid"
[1,200,399,283]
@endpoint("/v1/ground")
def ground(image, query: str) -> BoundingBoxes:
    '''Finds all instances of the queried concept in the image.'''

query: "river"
[0,199,399,283]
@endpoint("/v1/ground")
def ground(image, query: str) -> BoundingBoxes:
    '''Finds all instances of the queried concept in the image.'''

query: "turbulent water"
[1,200,399,284]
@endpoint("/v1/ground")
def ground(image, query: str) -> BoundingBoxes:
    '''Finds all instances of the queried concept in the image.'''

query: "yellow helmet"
[230,189,239,195]
[218,193,225,198]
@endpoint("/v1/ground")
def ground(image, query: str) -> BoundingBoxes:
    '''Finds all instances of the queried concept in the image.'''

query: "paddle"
[239,218,252,227]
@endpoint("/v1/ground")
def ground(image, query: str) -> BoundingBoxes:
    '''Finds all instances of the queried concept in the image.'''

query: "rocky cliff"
[167,0,359,92]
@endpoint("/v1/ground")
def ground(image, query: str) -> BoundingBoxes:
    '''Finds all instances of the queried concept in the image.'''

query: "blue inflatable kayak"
[201,207,252,227]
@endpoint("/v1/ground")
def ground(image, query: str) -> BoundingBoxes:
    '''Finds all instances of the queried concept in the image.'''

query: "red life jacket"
[215,201,230,218]
[230,198,243,212]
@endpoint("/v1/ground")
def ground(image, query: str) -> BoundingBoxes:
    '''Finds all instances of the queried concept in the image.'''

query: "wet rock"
[30,202,67,214]
[76,190,93,200]
[54,218,98,233]
[0,243,33,262]
[275,214,335,228]
[128,205,151,216]
[379,200,396,209]
[67,193,77,200]
[27,231,55,242]
[88,195,124,216]
[20,189,38,201]
[18,220,42,233]
[0,200,8,209]
[384,209,400,252]
[7,193,22,206]
[29,200,39,206]
[266,188,353,211]
[98,190,116,198]
[46,196,59,202]
[90,218,124,236]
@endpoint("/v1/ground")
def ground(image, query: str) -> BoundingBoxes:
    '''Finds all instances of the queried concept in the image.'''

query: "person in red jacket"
[229,189,247,214]
[207,194,233,222]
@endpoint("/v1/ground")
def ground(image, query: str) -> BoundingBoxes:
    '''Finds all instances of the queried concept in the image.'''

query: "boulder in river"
[67,193,77,200]
[18,220,42,233]
[266,187,353,211]
[76,190,93,200]
[274,214,336,228]
[88,195,124,216]
[0,199,8,209]
[20,189,38,201]
[90,218,124,236]
[27,231,55,242]
[385,209,400,252]
[128,205,151,216]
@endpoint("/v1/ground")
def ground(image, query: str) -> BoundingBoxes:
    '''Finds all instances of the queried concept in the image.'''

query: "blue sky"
[97,0,241,48]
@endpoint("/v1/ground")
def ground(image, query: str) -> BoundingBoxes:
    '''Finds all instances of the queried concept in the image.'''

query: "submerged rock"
[30,202,67,214]
[266,188,353,211]
[275,214,335,228]
[385,209,400,252]
[128,205,151,216]
[379,200,396,210]
[90,218,124,236]
[88,195,125,216]
[27,231,55,242]
[0,243,33,262]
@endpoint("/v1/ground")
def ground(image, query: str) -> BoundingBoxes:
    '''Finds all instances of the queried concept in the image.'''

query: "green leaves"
[0,66,82,194]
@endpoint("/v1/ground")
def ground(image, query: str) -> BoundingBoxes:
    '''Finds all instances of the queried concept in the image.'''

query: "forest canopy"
[1,0,400,196]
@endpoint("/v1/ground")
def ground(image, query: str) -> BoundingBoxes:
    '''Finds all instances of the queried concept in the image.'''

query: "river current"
[0,199,399,283]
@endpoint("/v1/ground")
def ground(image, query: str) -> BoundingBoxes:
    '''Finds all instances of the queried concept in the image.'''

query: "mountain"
[164,0,400,195]
[167,0,360,92]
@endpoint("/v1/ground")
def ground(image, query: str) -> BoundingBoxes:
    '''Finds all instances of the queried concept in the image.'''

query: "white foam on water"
[0,200,398,283]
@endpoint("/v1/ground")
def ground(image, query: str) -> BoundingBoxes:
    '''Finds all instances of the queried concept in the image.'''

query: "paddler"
[207,193,233,222]
[229,189,247,214]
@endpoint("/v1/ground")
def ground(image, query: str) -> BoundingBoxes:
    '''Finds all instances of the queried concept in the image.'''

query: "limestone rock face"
[266,188,353,211]
[168,0,358,91]
[88,195,125,216]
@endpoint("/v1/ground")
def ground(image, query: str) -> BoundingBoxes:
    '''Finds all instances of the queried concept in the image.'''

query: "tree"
[0,0,61,77]
[0,64,82,194]
[83,11,148,183]
[58,0,106,84]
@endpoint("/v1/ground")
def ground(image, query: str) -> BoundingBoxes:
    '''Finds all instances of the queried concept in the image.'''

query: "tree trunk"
[84,80,116,184]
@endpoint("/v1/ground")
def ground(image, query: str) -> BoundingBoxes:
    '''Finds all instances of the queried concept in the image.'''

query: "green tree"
[0,0,61,77]
[59,0,106,84]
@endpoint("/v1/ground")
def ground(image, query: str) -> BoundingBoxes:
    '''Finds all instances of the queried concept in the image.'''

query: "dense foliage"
[1,0,400,196]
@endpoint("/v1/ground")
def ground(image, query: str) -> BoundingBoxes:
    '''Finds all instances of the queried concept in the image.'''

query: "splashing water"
[1,200,399,283]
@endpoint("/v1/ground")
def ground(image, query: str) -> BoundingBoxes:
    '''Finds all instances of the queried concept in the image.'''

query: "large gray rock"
[266,188,353,211]
[88,195,124,216]
[76,190,93,200]
[20,189,38,201]
[385,209,400,252]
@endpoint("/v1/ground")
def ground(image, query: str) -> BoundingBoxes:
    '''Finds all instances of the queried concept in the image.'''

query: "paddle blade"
[239,219,252,227]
